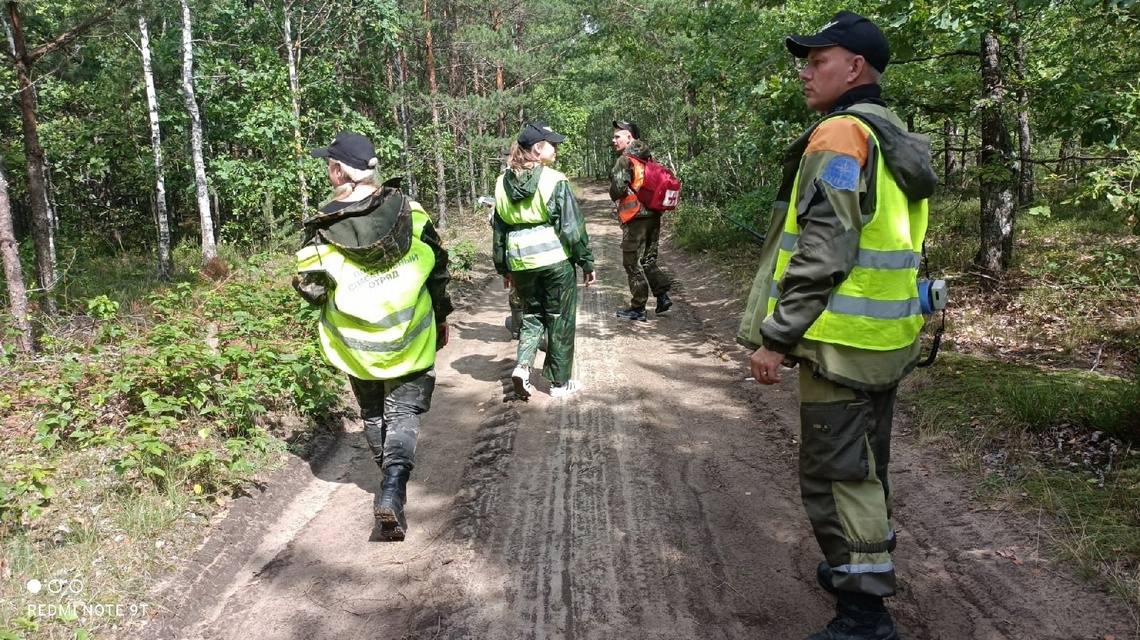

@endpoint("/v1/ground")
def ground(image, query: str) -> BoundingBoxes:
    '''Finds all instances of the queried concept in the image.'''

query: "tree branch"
[27,0,131,65]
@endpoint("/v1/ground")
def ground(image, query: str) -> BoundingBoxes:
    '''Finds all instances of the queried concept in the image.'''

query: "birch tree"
[977,29,1017,283]
[180,0,217,266]
[138,15,172,280]
[0,162,32,354]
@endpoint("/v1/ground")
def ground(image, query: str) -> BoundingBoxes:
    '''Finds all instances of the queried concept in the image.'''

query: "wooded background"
[1,0,1138,353]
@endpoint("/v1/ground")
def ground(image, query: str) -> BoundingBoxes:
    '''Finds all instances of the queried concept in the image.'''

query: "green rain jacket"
[492,164,595,276]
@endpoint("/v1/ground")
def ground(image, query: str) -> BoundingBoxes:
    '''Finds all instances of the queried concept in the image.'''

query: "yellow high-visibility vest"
[768,117,928,351]
[296,208,437,380]
[494,166,570,271]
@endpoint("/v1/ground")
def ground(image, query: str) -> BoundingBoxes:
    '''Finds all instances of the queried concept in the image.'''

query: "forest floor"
[138,183,1137,640]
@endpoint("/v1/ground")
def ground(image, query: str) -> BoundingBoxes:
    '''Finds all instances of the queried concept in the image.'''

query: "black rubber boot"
[654,292,673,314]
[374,464,410,541]
[805,597,899,640]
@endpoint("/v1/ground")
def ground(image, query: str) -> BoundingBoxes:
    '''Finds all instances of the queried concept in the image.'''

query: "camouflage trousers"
[798,366,897,598]
[621,214,670,308]
[511,260,577,386]
[350,367,436,472]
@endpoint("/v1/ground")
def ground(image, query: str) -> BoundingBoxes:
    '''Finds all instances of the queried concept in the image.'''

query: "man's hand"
[582,270,597,287]
[750,346,786,385]
[436,323,450,350]
[502,275,512,290]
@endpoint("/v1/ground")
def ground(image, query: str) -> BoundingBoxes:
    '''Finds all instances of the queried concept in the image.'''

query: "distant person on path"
[610,120,672,322]
[293,131,453,542]
[493,122,596,399]
[737,12,937,640]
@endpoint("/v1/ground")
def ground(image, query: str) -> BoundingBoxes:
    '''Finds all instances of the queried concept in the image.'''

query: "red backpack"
[629,156,681,211]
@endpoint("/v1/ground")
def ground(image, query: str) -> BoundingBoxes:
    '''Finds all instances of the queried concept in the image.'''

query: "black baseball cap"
[310,130,377,171]
[517,121,567,148]
[613,120,641,140]
[786,11,890,73]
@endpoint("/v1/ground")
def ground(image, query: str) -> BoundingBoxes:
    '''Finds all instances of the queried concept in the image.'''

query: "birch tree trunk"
[424,0,448,227]
[977,30,1017,285]
[0,163,32,353]
[180,0,217,266]
[1013,22,1034,206]
[282,5,309,216]
[139,16,172,281]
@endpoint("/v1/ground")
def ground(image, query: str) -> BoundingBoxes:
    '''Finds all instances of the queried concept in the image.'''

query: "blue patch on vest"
[819,155,860,192]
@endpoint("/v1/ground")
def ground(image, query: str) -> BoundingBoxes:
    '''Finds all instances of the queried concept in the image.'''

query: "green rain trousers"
[799,366,897,597]
[512,260,577,385]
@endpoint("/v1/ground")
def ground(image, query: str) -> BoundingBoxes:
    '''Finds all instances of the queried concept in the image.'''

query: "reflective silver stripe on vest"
[329,298,420,330]
[781,233,918,271]
[832,560,895,575]
[507,226,563,260]
[781,232,798,252]
[857,248,921,271]
[827,293,920,319]
[321,305,434,353]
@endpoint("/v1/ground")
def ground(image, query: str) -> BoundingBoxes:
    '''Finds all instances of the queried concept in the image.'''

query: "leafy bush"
[448,240,481,276]
[12,260,343,508]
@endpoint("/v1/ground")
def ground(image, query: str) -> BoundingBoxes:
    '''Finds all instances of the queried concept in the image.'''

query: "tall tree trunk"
[396,42,417,198]
[180,0,217,266]
[282,5,309,216]
[1013,20,1033,206]
[424,0,448,227]
[6,3,56,314]
[0,163,32,353]
[139,16,172,281]
[492,8,505,137]
[977,30,1017,285]
[943,118,961,180]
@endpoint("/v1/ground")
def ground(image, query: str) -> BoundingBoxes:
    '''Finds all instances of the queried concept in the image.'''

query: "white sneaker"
[549,380,582,398]
[511,365,533,399]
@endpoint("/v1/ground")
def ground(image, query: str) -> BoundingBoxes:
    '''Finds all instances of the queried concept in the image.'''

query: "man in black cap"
[737,11,937,640]
[609,119,672,322]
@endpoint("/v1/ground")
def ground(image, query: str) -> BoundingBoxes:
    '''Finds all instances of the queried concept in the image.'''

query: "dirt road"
[145,183,1136,640]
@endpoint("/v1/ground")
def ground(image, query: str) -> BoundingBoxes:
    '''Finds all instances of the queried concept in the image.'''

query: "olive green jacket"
[737,98,938,390]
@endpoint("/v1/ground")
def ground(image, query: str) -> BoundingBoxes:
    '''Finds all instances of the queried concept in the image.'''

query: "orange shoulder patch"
[804,118,870,166]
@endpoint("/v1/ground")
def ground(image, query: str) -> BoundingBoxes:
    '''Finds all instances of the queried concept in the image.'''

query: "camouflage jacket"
[609,140,656,219]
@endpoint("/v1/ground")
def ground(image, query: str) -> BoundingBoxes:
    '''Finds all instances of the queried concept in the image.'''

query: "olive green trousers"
[798,366,897,597]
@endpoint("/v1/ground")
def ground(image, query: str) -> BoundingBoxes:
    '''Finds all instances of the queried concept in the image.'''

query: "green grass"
[903,352,1140,609]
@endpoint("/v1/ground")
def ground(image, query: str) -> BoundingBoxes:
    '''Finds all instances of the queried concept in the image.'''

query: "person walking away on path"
[293,131,453,542]
[610,120,672,322]
[493,121,596,399]
[736,12,937,639]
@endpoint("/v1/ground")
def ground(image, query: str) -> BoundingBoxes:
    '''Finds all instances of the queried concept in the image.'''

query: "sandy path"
[143,183,1137,640]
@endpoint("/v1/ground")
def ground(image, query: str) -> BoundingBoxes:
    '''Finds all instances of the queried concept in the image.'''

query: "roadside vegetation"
[0,216,488,639]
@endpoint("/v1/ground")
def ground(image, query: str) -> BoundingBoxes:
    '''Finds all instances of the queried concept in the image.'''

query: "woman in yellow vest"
[492,122,596,399]
[293,131,453,541]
